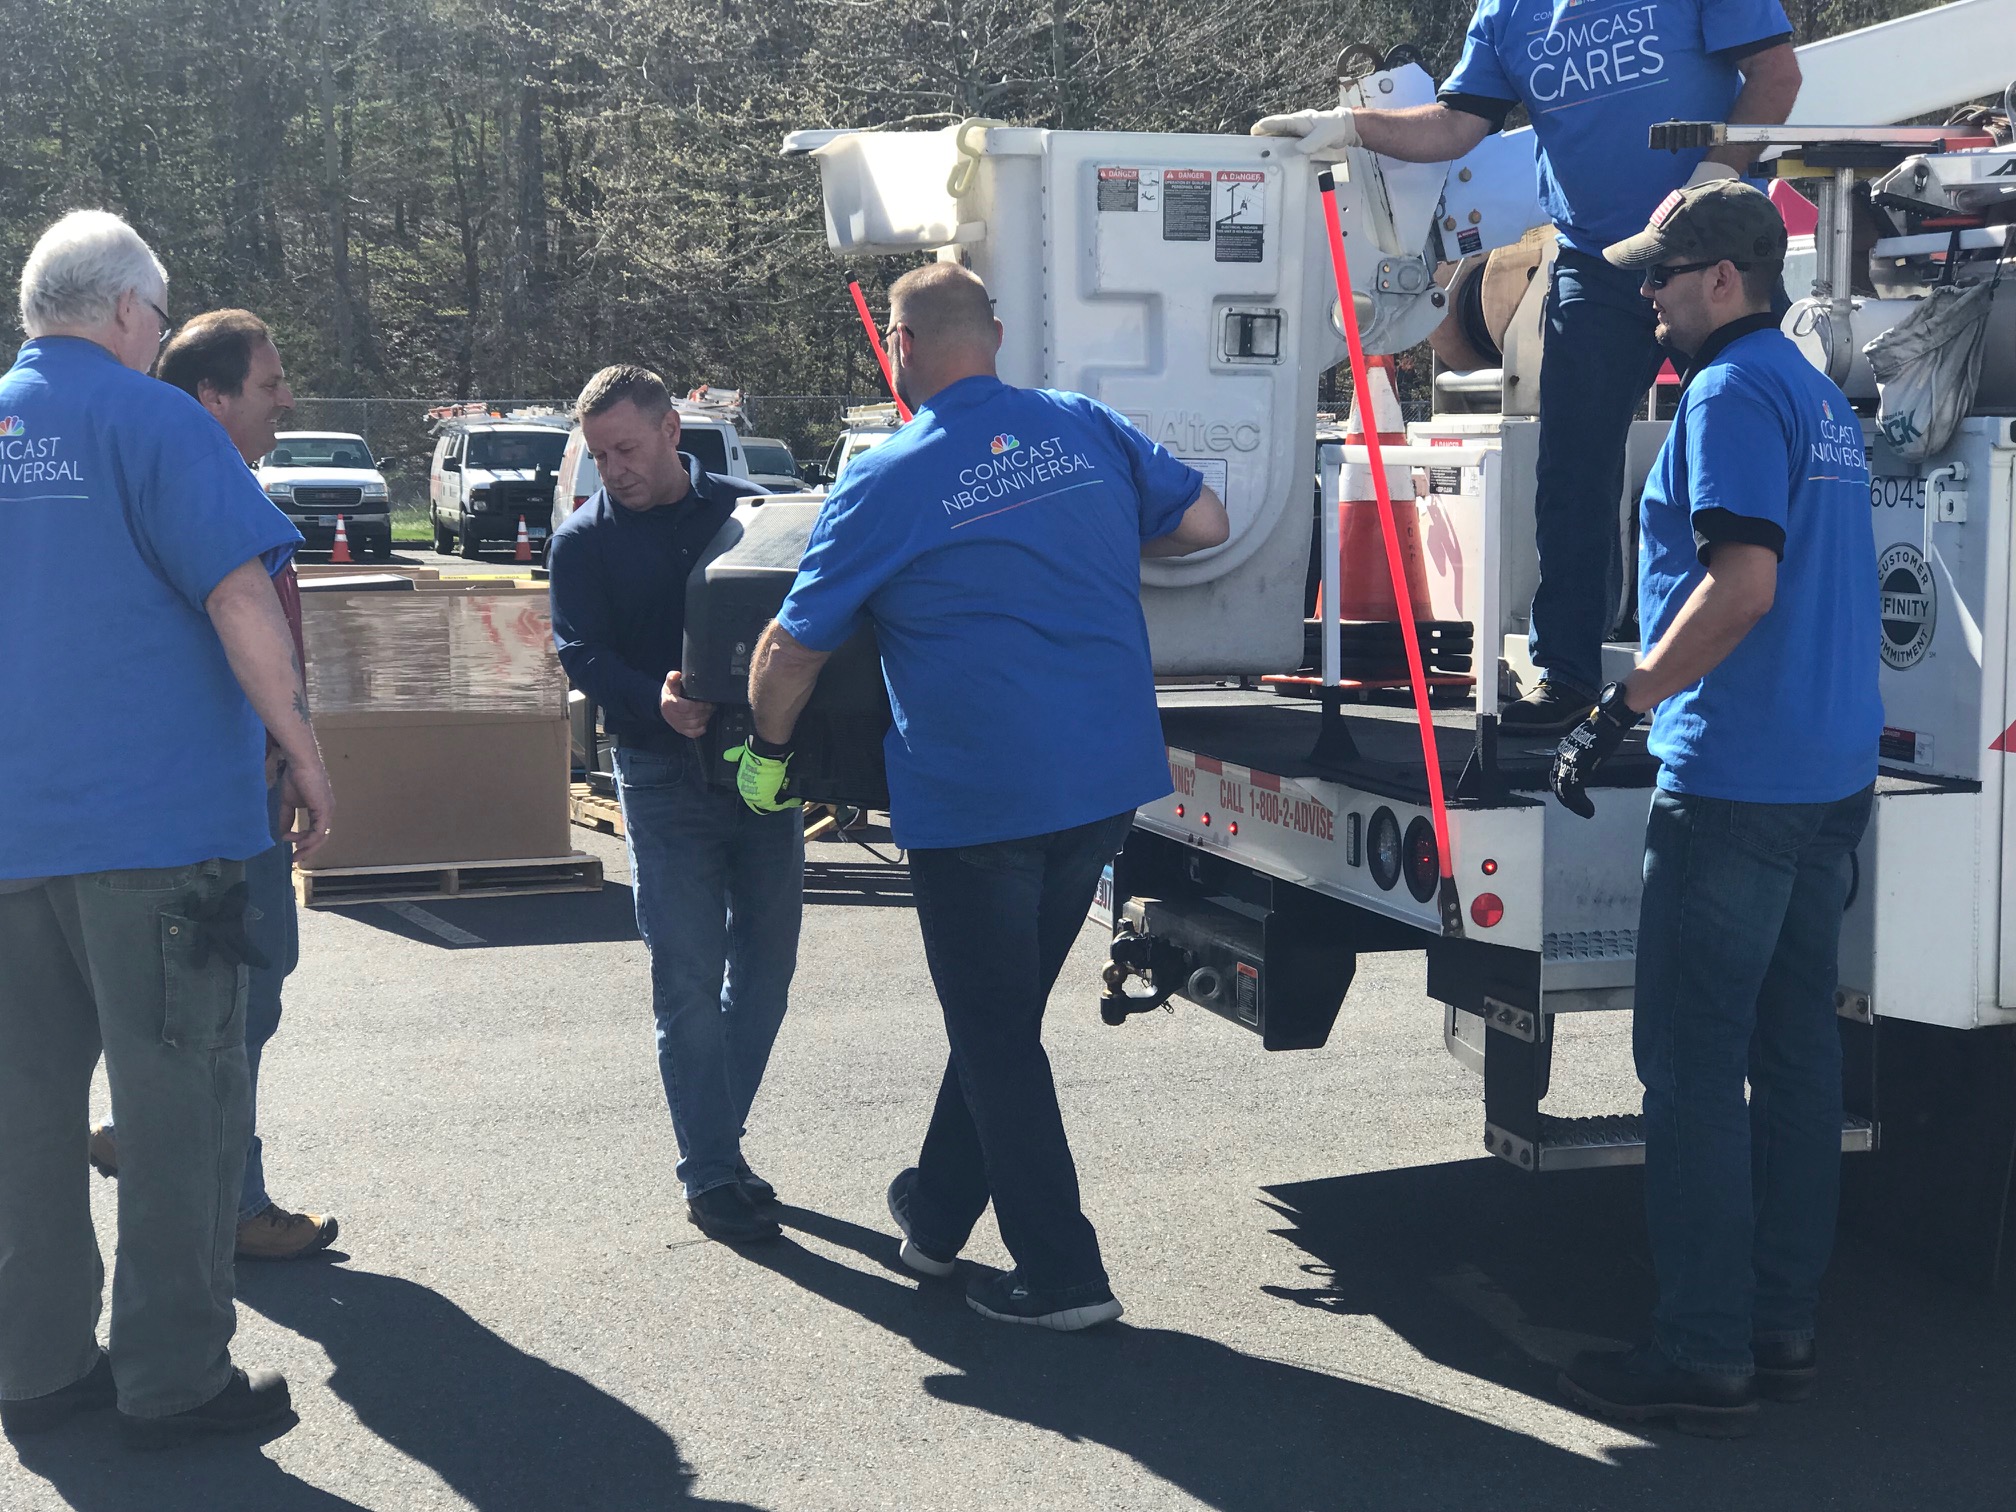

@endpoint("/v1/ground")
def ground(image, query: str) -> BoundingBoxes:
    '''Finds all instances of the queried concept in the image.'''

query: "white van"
[429,415,571,558]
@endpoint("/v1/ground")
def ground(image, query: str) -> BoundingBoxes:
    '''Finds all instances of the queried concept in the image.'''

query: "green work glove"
[724,743,801,814]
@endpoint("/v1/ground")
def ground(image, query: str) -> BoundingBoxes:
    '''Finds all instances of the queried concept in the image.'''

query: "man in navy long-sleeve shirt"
[547,364,803,1245]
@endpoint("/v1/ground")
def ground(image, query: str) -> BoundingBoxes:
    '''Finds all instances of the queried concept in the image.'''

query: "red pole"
[1315,170,1461,934]
[848,280,913,423]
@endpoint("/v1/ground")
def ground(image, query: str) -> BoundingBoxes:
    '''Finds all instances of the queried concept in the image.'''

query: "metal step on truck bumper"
[1484,1114,1877,1172]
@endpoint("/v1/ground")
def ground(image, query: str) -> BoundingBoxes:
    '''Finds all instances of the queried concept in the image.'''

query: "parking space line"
[380,901,486,945]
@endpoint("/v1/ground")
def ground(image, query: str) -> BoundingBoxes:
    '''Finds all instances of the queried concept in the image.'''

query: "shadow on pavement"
[1264,1158,2016,1508]
[801,858,914,909]
[334,883,642,950]
[746,1206,1647,1512]
[10,1421,371,1512]
[235,1266,764,1511]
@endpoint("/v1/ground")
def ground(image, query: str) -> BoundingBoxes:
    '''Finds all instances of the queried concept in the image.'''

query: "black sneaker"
[687,1183,781,1243]
[1754,1337,1817,1403]
[737,1166,778,1207]
[966,1270,1123,1332]
[1500,677,1599,735]
[885,1168,957,1278]
[1560,1346,1757,1438]
[119,1368,292,1450]
[1,1351,115,1439]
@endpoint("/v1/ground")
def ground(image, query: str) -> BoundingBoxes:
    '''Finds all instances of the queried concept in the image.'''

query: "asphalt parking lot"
[8,811,2014,1512]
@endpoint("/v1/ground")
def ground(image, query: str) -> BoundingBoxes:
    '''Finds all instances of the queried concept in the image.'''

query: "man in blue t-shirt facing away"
[738,263,1228,1331]
[1254,0,1801,733]
[0,212,332,1449]
[1547,180,1879,1437]
[547,364,796,1246]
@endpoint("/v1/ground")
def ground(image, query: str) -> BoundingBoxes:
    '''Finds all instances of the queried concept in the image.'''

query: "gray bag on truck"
[1863,278,1997,460]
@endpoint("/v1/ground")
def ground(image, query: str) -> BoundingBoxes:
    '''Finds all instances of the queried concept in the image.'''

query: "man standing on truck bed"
[547,364,799,1246]
[1547,179,1880,1437]
[735,263,1228,1331]
[1253,0,1801,732]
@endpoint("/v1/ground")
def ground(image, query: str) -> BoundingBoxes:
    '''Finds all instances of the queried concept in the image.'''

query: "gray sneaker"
[1500,677,1599,735]
[885,1168,957,1277]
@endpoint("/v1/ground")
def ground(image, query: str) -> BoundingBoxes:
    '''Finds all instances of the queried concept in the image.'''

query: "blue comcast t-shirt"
[777,376,1202,849]
[0,337,301,878]
[1639,322,1881,804]
[1443,0,1792,254]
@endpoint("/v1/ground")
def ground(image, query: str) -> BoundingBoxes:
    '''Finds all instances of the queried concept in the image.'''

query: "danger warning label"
[1097,166,1139,212]
[1163,170,1212,241]
[1214,170,1265,263]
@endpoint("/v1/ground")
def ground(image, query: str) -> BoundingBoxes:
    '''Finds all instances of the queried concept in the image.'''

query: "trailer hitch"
[1100,927,1183,1025]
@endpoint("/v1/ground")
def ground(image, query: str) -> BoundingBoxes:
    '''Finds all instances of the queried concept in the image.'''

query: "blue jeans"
[903,811,1134,1297]
[615,742,804,1199]
[1634,784,1874,1374]
[1530,247,1665,693]
[239,783,299,1222]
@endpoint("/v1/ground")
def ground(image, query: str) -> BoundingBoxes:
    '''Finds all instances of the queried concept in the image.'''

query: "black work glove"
[184,881,272,971]
[1550,683,1643,819]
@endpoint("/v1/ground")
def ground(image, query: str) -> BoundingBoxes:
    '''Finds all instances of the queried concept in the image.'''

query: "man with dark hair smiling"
[739,264,1226,1331]
[1550,178,1880,1437]
[113,308,339,1263]
[546,364,797,1245]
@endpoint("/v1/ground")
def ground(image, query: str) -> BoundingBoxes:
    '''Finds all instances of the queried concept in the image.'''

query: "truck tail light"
[1403,817,1438,903]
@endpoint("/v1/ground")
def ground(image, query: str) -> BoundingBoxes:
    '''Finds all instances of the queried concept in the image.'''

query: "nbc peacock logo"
[989,433,1019,456]
[0,416,23,438]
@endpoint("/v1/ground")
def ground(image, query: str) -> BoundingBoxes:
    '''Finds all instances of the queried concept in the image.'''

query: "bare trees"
[0,0,1945,410]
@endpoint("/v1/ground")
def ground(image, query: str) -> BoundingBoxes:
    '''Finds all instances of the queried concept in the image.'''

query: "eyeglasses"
[144,299,174,354]
[881,321,908,350]
[1643,260,1749,290]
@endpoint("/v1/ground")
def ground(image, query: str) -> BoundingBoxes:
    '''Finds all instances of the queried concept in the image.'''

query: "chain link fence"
[286,395,887,541]
[288,379,1433,543]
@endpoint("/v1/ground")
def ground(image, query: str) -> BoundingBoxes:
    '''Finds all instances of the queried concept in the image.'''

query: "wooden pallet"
[296,852,604,908]
[569,783,625,838]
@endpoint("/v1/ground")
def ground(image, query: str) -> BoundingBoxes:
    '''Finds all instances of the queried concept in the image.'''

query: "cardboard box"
[301,710,571,871]
[298,590,570,872]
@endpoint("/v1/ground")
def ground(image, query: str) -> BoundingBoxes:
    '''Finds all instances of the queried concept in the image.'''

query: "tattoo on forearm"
[292,689,312,728]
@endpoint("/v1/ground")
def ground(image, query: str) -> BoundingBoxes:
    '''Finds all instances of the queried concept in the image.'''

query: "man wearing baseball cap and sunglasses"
[1549,177,1881,1436]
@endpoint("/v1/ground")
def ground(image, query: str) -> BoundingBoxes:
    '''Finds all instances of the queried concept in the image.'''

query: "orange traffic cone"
[1322,355,1432,622]
[514,515,532,564]
[330,514,352,564]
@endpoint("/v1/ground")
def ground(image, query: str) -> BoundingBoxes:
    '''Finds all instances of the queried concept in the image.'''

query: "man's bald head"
[884,263,1002,409]
[890,264,996,349]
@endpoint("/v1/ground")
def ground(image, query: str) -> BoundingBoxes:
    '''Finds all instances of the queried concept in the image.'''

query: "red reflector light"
[1201,812,1213,826]
[1471,892,1504,928]
[1228,821,1239,836]
[1481,858,1498,876]
[1174,804,1184,818]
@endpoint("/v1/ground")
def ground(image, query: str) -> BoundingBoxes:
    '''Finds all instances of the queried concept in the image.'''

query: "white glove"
[1685,160,1740,188]
[1250,108,1361,157]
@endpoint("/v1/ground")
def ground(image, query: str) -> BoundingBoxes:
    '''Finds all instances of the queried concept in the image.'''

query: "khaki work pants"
[0,860,250,1418]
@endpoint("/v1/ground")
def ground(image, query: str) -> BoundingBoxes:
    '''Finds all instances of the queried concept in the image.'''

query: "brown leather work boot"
[87,1121,119,1178]
[236,1203,340,1261]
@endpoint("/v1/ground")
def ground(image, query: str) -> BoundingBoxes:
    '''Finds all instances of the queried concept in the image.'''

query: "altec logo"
[0,416,23,437]
[989,433,1019,455]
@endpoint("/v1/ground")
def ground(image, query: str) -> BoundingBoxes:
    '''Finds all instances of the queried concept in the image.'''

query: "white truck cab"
[258,431,392,560]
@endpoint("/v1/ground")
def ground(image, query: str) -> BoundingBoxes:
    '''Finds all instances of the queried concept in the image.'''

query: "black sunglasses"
[144,298,174,353]
[1644,259,1749,290]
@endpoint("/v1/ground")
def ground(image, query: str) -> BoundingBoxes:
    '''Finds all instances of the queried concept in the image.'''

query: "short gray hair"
[18,211,168,337]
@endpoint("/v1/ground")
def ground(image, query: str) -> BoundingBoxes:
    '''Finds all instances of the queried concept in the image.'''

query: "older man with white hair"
[0,211,334,1448]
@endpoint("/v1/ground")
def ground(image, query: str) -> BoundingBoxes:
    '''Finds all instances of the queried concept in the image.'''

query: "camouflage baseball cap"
[1604,178,1788,270]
